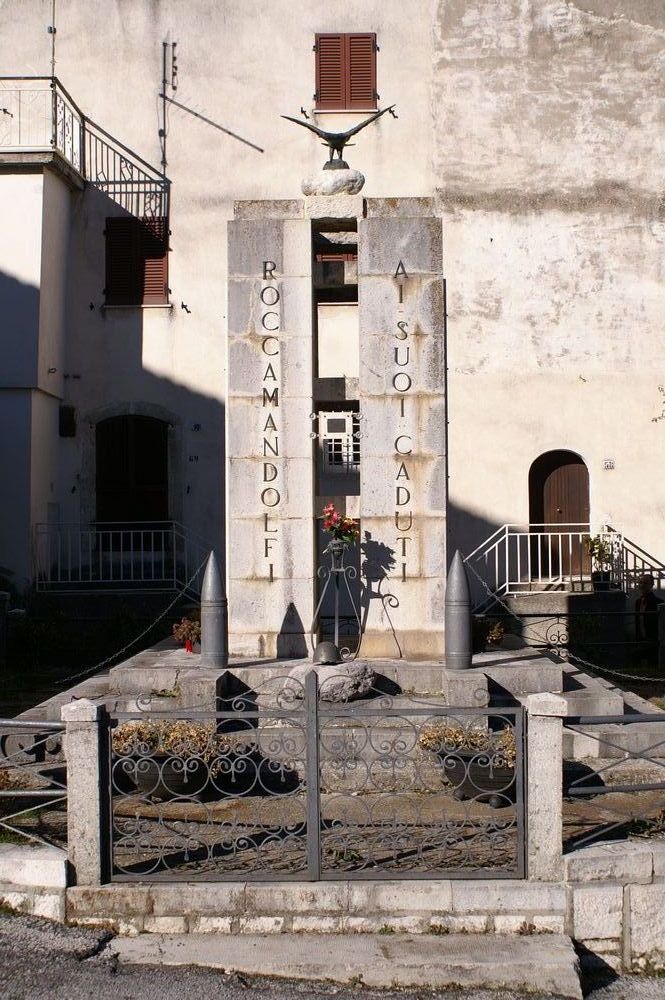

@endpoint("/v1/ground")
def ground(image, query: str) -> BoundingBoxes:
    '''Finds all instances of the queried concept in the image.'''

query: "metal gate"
[108,672,525,881]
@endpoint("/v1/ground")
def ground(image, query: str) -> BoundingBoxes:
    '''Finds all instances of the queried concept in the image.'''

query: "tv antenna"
[158,40,264,171]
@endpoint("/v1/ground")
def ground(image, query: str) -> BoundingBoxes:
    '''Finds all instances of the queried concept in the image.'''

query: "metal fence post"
[658,605,665,671]
[525,693,567,881]
[0,592,8,668]
[305,670,321,881]
[61,699,110,885]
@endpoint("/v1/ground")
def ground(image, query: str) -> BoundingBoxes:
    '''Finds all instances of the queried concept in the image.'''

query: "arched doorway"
[96,415,169,524]
[529,451,590,577]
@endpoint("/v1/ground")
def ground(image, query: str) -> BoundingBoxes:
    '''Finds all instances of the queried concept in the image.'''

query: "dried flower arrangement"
[418,722,517,768]
[172,616,201,646]
[0,767,26,792]
[322,503,359,544]
[112,720,250,774]
[486,620,506,646]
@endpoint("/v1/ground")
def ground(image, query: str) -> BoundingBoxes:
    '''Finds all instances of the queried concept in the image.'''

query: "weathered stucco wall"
[434,2,665,559]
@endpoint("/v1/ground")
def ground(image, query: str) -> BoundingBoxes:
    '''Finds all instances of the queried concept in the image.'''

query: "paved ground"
[1,913,664,1000]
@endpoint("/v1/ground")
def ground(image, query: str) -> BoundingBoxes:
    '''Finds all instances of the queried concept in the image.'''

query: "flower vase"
[328,537,347,571]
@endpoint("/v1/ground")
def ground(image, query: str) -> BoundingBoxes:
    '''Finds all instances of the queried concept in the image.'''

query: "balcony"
[0,76,168,217]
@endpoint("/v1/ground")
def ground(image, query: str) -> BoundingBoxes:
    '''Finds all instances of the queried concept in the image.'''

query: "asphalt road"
[0,913,663,1000]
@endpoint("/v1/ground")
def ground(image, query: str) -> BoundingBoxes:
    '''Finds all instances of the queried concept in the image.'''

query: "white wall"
[317,304,359,378]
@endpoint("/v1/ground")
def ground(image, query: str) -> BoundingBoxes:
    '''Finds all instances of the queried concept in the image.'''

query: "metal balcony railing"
[33,521,208,597]
[465,524,665,611]
[0,76,169,217]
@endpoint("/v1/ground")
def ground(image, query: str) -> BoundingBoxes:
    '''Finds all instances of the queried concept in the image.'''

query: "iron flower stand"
[311,538,362,664]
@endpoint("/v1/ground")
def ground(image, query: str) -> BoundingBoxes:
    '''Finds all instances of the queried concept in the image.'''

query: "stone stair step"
[110,931,582,997]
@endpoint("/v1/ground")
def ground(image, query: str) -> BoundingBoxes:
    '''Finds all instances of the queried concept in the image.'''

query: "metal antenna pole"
[50,0,57,77]
[160,41,168,172]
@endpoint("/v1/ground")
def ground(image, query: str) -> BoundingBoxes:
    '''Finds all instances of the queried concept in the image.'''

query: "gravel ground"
[0,913,663,1000]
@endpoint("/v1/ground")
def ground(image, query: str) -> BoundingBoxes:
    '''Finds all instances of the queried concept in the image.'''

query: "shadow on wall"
[359,531,401,656]
[0,270,41,589]
[277,602,308,658]
[66,184,226,570]
[447,503,503,608]
[0,181,226,592]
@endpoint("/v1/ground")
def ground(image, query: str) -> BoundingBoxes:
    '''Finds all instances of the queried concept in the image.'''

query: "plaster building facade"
[1,1,664,658]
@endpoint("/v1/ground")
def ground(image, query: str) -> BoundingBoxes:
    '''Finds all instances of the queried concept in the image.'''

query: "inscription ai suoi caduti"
[259,260,280,583]
[394,259,413,584]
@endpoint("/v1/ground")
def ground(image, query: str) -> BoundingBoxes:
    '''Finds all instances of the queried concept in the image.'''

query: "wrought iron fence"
[33,521,208,597]
[562,713,665,850]
[0,77,169,217]
[477,610,665,672]
[107,673,525,882]
[0,720,67,848]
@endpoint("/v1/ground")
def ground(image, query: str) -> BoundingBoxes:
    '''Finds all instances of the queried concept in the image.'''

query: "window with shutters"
[105,216,169,306]
[315,33,377,111]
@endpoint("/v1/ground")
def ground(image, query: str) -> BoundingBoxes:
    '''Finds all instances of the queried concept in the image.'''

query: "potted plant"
[172,615,201,653]
[585,534,614,591]
[111,720,245,800]
[418,721,517,809]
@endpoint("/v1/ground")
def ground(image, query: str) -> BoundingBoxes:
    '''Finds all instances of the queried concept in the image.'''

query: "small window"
[315,33,377,111]
[320,412,360,474]
[105,217,169,306]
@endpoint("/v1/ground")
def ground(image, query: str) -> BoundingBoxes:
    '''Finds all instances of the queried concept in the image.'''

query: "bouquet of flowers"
[322,502,359,544]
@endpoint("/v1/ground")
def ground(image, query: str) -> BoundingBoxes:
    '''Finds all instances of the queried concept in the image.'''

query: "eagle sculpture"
[281,105,396,169]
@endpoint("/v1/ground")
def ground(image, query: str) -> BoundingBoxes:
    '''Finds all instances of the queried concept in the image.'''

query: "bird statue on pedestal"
[281,104,397,170]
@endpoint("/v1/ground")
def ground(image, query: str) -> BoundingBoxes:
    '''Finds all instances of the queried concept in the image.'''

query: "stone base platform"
[109,931,582,997]
[105,643,564,709]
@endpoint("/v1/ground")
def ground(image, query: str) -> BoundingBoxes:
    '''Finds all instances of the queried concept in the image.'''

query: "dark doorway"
[529,451,590,577]
[96,415,169,523]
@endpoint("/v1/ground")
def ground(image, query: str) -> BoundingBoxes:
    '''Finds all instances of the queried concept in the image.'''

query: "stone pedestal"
[227,199,446,662]
[227,214,315,657]
[358,208,446,658]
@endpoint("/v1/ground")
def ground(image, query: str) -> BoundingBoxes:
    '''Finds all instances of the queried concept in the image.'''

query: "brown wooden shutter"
[105,216,168,306]
[140,218,169,305]
[105,218,141,305]
[347,34,376,109]
[315,33,346,109]
[315,33,377,111]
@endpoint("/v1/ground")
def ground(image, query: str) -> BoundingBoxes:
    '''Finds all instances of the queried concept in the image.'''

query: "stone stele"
[301,167,365,196]
[287,661,376,702]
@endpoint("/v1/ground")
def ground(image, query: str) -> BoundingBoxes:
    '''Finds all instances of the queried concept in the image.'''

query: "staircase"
[465,524,665,612]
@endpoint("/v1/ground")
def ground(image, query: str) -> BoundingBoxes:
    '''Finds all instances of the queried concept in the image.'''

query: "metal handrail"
[1,76,168,216]
[32,520,210,596]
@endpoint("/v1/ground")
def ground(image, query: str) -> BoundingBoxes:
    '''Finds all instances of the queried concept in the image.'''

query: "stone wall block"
[526,697,565,881]
[245,882,348,915]
[279,278,312,337]
[629,882,665,970]
[228,576,313,634]
[359,217,443,274]
[228,220,283,277]
[572,884,623,940]
[359,275,443,339]
[282,220,313,275]
[347,880,453,914]
[227,279,254,337]
[565,843,654,884]
[451,880,565,913]
[61,699,107,887]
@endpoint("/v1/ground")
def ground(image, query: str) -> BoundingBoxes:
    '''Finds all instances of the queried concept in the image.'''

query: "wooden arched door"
[529,451,590,577]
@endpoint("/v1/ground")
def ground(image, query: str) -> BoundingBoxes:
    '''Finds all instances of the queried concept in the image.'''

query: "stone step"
[109,931,582,998]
